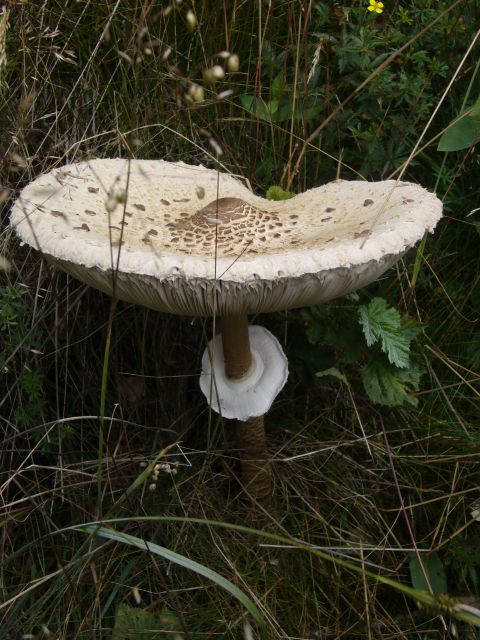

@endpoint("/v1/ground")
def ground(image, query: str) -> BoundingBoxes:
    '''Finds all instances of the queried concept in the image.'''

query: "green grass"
[1,0,480,638]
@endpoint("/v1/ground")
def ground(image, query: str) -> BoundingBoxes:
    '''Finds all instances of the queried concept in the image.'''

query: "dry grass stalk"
[0,7,9,83]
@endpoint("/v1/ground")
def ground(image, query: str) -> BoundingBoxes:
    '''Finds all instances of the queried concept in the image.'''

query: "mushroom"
[10,159,442,501]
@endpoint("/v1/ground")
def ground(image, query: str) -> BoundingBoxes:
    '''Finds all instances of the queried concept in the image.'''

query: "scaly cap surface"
[10,159,442,315]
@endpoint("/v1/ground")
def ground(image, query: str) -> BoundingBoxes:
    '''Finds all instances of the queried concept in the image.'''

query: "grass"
[1,0,480,638]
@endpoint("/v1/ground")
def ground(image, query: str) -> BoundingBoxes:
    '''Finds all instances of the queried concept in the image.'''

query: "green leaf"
[275,94,323,123]
[270,73,284,100]
[437,114,480,152]
[112,603,182,640]
[358,298,411,368]
[266,185,294,201]
[239,95,278,122]
[325,321,365,365]
[361,359,422,407]
[469,94,480,117]
[82,525,264,625]
[316,367,349,386]
[409,553,447,595]
[240,92,322,124]
[19,516,480,630]
[287,324,335,385]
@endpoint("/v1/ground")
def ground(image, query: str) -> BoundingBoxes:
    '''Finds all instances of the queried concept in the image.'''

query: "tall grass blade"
[81,524,265,627]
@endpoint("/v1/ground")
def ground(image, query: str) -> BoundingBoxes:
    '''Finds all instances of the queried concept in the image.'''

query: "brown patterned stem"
[221,316,272,502]
[234,415,272,502]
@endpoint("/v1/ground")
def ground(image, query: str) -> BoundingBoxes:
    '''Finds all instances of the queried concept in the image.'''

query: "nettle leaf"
[358,298,411,368]
[361,358,422,407]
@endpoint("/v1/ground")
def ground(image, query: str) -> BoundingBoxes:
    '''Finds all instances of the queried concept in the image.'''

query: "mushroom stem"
[220,315,252,380]
[221,315,272,502]
[234,416,272,502]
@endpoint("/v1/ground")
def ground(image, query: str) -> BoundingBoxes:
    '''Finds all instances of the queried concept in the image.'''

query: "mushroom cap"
[10,159,442,316]
[200,325,288,420]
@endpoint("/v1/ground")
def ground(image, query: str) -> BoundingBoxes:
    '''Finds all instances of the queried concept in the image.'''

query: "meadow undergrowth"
[1,1,479,638]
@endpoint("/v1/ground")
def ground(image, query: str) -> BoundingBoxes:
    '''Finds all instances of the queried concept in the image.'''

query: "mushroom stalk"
[221,315,272,501]
[234,416,271,502]
[221,315,252,379]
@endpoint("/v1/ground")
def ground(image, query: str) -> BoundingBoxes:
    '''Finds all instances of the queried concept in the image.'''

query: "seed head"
[209,137,223,156]
[105,196,117,213]
[132,586,142,605]
[227,54,239,72]
[188,83,205,102]
[0,255,11,272]
[186,10,197,30]
[204,65,225,82]
[216,89,234,100]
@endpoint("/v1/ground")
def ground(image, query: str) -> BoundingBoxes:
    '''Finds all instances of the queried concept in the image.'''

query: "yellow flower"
[368,0,384,13]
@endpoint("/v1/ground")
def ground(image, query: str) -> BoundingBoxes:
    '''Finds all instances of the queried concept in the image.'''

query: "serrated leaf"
[437,114,480,152]
[358,298,411,368]
[112,604,182,640]
[361,359,421,407]
[409,553,447,595]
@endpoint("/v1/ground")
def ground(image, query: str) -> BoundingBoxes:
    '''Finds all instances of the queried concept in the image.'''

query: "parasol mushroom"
[10,159,442,501]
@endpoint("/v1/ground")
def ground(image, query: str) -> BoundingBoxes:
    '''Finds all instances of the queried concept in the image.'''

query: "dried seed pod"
[188,83,205,102]
[227,54,239,72]
[203,65,225,82]
[185,9,197,30]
